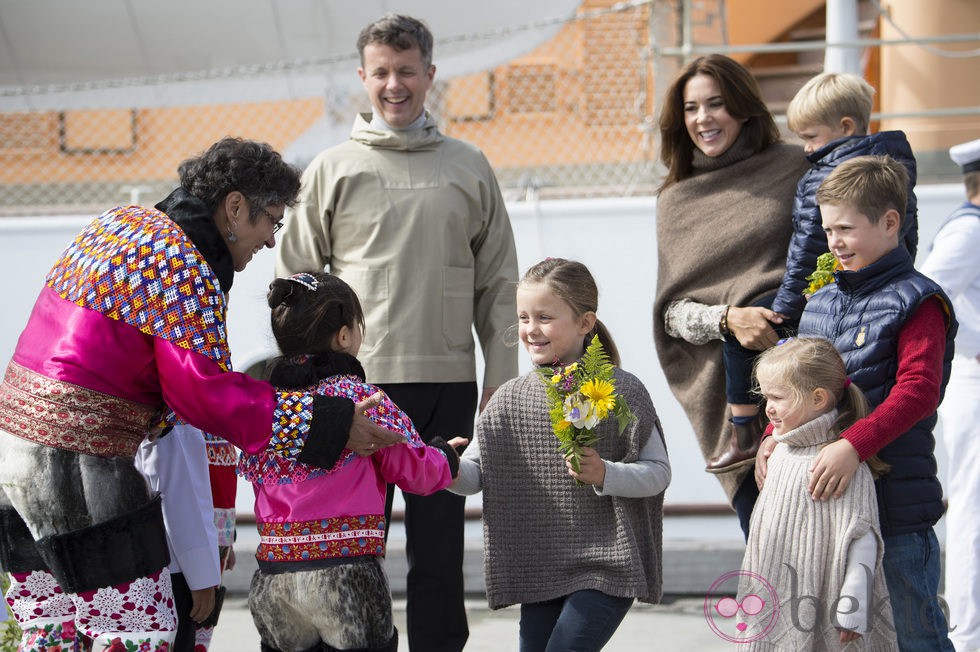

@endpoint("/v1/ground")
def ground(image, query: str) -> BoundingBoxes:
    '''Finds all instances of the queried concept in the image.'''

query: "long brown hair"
[658,54,781,192]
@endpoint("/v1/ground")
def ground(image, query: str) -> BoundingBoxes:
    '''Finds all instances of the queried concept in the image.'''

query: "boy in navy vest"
[757,155,957,650]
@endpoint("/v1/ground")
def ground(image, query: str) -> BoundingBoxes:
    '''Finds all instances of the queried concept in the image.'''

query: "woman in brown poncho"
[652,55,808,536]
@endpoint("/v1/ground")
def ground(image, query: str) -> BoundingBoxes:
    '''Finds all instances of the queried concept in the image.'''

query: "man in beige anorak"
[275,13,518,652]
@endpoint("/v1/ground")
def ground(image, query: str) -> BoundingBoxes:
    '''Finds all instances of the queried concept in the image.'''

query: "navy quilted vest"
[799,245,957,536]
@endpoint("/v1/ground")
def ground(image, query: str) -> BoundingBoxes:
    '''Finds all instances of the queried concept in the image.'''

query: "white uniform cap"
[950,138,980,174]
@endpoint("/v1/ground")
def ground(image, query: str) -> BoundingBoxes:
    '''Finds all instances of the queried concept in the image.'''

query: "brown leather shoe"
[705,416,763,474]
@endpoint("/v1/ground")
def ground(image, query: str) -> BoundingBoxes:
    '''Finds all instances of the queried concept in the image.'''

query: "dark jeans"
[732,473,759,542]
[170,572,195,652]
[518,590,634,652]
[722,293,796,405]
[380,382,476,652]
[882,529,955,651]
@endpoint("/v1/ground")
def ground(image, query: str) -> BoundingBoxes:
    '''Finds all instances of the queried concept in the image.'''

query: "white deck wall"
[0,184,964,511]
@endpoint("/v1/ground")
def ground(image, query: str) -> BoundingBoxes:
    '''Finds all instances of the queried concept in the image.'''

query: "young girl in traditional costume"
[451,258,671,651]
[239,272,464,652]
[737,337,897,650]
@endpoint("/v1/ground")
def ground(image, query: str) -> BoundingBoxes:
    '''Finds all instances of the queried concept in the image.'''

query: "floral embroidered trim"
[74,569,176,641]
[6,569,76,627]
[19,619,80,652]
[256,515,386,562]
[213,508,236,548]
[0,361,157,458]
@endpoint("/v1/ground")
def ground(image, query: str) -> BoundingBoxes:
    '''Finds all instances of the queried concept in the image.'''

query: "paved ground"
[211,516,747,649]
[209,595,736,651]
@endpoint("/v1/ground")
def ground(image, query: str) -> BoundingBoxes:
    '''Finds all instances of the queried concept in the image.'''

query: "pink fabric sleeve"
[153,337,276,455]
[376,444,452,495]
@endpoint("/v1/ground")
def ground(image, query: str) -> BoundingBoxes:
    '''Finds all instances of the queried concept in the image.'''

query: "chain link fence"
[0,0,690,215]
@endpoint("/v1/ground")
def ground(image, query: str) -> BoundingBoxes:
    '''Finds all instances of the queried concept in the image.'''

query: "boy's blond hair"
[787,72,875,135]
[817,155,908,225]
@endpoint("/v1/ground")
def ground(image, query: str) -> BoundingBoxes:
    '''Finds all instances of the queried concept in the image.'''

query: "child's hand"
[808,438,860,500]
[568,447,606,487]
[755,436,778,490]
[837,627,862,643]
[189,586,217,624]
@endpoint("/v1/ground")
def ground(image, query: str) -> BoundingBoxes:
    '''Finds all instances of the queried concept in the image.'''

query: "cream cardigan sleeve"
[663,298,727,345]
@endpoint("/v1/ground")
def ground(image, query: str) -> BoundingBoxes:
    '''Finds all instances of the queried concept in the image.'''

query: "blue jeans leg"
[519,590,633,652]
[732,473,759,542]
[882,529,954,652]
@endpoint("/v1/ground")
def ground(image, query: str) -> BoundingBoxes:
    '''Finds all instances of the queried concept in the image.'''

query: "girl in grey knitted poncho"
[450,259,671,651]
[734,338,897,651]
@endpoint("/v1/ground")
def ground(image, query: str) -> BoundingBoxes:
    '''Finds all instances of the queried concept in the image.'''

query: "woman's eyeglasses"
[257,206,284,234]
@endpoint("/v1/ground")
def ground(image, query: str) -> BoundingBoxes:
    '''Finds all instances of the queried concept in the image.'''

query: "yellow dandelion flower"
[580,378,615,418]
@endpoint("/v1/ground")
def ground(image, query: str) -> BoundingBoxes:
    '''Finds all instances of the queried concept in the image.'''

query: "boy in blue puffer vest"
[707,73,918,474]
[757,155,956,650]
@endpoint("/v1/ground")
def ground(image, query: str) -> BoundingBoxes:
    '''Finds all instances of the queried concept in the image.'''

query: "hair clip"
[776,337,794,346]
[287,273,319,292]
[843,377,852,388]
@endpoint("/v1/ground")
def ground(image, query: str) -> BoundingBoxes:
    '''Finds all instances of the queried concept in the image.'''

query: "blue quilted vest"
[799,245,957,536]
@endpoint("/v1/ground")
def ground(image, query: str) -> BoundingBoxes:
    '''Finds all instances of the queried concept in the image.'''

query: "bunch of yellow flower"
[539,335,636,479]
[804,251,843,299]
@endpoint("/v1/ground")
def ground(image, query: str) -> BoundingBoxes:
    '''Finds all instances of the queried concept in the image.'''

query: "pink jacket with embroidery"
[1,205,312,458]
[239,374,452,564]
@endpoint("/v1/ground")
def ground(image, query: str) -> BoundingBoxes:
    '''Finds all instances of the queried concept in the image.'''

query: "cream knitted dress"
[737,411,897,651]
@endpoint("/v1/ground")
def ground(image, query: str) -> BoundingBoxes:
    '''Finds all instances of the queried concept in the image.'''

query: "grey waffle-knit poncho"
[738,411,897,651]
[478,367,664,610]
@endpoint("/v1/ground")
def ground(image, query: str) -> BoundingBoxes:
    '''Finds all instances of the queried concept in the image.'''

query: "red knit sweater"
[842,296,947,460]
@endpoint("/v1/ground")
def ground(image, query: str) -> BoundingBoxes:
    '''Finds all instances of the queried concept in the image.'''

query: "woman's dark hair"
[268,272,364,357]
[519,258,620,366]
[658,54,781,192]
[178,137,302,222]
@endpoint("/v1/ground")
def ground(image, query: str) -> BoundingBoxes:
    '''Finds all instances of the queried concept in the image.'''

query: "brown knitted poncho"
[653,139,808,499]
[478,368,664,610]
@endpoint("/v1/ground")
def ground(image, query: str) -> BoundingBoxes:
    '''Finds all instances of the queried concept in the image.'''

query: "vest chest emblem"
[855,325,868,347]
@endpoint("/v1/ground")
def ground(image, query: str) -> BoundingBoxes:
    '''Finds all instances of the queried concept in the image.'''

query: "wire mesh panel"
[0,0,670,215]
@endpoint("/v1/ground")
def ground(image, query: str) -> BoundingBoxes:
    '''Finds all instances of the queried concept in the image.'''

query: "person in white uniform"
[921,137,980,652]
